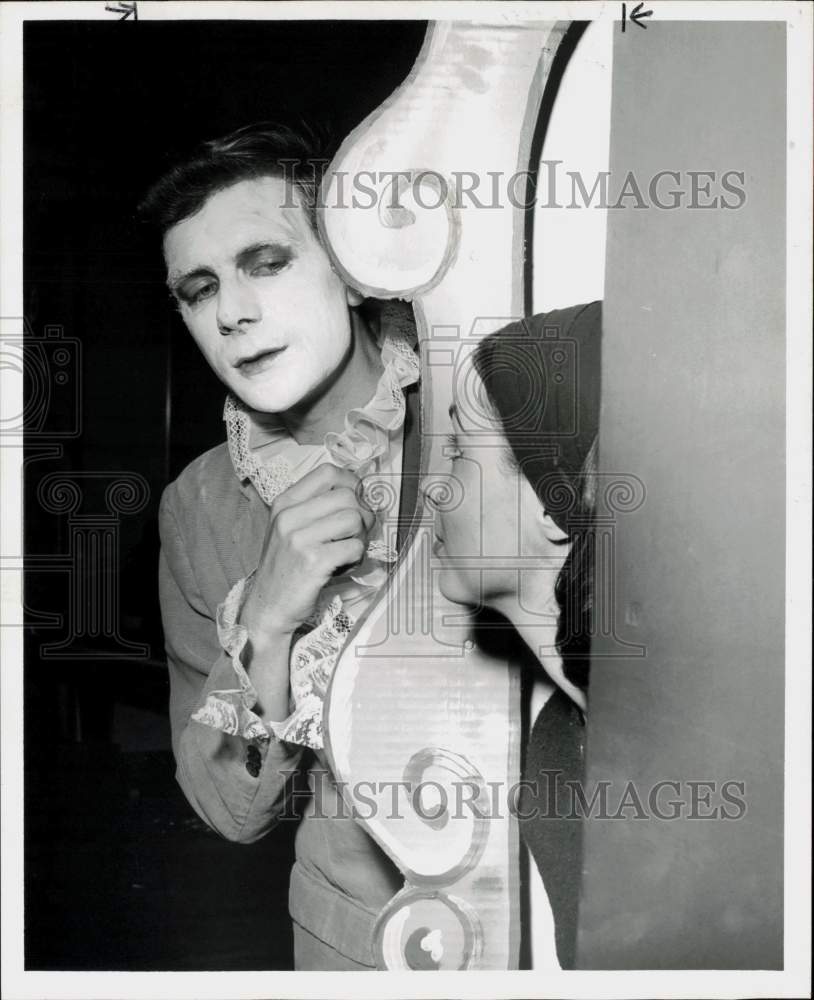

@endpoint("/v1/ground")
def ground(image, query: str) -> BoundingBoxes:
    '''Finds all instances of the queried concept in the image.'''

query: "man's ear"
[345,285,365,308]
[539,509,570,545]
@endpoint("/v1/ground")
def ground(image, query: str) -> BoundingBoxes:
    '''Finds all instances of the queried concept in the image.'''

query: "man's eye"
[251,260,287,277]
[179,281,217,306]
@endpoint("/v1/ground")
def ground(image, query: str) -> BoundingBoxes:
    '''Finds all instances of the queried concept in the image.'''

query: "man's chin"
[227,375,303,415]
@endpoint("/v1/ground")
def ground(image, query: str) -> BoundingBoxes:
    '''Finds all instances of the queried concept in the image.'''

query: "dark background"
[23,18,425,970]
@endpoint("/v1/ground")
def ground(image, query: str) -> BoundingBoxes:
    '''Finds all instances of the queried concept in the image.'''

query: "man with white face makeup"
[141,124,420,970]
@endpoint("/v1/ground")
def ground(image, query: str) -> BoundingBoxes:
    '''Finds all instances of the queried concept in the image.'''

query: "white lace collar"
[224,324,419,506]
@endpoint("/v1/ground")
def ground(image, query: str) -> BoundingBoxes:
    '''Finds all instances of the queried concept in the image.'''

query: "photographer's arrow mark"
[622,2,654,31]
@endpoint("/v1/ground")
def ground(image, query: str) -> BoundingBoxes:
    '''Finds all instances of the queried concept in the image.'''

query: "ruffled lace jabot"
[224,331,419,506]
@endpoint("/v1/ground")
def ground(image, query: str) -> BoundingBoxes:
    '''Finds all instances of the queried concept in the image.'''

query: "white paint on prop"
[420,782,443,814]
[324,653,359,775]
[527,678,562,970]
[533,19,613,313]
[420,929,444,963]
[367,790,476,878]
[528,19,613,968]
[381,904,411,970]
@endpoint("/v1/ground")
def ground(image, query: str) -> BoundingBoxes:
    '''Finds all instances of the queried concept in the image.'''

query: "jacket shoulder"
[161,442,241,524]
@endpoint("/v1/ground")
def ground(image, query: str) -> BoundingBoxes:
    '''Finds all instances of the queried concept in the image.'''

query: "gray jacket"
[158,424,416,968]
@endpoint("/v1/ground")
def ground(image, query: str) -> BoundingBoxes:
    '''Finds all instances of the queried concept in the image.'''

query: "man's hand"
[241,463,374,644]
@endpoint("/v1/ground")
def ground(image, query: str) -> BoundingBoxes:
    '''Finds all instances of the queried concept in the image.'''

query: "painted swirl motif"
[373,746,489,970]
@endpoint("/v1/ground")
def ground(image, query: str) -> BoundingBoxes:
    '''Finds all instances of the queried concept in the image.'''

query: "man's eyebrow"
[166,241,297,292]
[234,241,296,268]
[166,265,212,293]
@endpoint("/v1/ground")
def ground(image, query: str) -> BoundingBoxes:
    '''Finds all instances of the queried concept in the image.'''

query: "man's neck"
[283,307,383,446]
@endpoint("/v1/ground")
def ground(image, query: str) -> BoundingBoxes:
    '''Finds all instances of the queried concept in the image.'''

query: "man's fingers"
[323,537,366,573]
[310,507,369,544]
[272,463,361,513]
[273,485,376,534]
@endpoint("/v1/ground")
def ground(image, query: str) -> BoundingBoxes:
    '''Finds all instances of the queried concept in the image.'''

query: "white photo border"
[1,3,810,998]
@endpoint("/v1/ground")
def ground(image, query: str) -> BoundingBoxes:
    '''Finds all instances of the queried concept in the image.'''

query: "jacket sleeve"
[158,484,303,844]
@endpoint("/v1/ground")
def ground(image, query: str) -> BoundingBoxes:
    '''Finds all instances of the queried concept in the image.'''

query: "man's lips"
[234,347,287,376]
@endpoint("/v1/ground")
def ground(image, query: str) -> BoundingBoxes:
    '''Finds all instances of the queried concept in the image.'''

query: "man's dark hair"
[137,121,334,240]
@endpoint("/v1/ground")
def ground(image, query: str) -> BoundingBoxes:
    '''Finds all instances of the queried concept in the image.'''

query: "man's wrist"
[247,623,295,658]
[240,613,294,720]
[240,593,296,649]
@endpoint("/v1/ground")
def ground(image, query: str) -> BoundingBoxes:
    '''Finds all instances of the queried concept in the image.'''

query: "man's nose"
[216,276,262,335]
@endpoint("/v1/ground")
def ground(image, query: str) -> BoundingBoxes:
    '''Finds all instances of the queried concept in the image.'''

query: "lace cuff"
[266,595,356,750]
[190,575,272,744]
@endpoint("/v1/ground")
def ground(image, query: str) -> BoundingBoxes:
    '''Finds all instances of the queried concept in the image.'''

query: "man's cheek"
[189,336,223,375]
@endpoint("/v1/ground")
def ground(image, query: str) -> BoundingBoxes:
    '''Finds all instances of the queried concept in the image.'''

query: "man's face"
[163,176,357,414]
